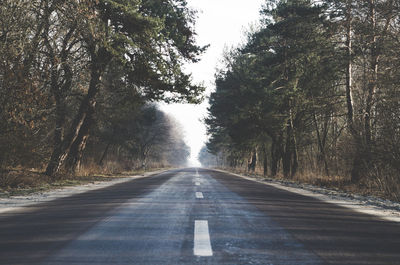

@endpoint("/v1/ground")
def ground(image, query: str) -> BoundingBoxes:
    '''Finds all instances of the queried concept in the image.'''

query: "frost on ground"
[0,170,165,214]
[216,169,400,223]
[2,168,400,223]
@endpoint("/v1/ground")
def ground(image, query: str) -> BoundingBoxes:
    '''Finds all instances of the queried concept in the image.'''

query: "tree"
[206,0,340,178]
[45,0,206,176]
[0,0,53,168]
[0,0,204,177]
[86,104,190,170]
[206,0,400,196]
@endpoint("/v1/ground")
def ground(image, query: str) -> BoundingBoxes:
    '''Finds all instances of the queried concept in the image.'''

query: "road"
[1,168,400,264]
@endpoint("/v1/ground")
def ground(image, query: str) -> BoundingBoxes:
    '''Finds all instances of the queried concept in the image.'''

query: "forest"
[0,0,205,186]
[201,0,400,200]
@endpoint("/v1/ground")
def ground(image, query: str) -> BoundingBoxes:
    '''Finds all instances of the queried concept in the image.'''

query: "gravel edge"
[213,169,400,223]
[0,169,169,214]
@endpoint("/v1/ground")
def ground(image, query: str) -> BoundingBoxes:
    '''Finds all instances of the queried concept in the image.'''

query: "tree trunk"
[248,148,257,172]
[270,147,278,177]
[344,1,362,183]
[365,0,378,150]
[351,150,365,183]
[283,123,292,178]
[270,134,282,177]
[345,0,354,134]
[64,107,95,174]
[289,106,298,178]
[263,144,268,177]
[98,143,111,166]
[290,142,298,178]
[313,112,330,176]
[45,60,103,177]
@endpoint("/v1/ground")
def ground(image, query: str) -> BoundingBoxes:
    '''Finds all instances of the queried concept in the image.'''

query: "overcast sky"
[160,0,265,166]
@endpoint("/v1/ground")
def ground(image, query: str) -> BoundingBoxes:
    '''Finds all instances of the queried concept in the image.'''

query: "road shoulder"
[0,169,169,214]
[211,168,400,222]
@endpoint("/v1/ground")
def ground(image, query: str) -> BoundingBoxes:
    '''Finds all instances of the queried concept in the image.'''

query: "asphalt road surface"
[1,168,400,264]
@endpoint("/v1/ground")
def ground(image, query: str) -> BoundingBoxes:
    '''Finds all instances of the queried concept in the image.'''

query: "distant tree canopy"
[0,0,204,176]
[88,104,190,170]
[204,0,400,199]
[198,146,216,167]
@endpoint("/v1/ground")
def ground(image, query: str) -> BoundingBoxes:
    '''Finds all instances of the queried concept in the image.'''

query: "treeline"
[203,0,400,199]
[0,0,204,177]
[83,104,190,173]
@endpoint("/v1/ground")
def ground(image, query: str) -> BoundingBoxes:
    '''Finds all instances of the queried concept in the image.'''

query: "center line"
[195,192,204,199]
[194,220,213,256]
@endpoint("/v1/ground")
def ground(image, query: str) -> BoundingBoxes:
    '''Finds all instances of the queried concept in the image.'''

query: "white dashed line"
[195,192,204,199]
[195,182,200,186]
[194,220,213,256]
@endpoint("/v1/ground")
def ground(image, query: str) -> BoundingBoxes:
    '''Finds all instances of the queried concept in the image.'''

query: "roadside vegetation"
[0,0,205,192]
[0,169,157,197]
[201,0,400,201]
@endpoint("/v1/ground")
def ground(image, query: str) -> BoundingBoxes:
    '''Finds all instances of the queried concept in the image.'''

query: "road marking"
[195,192,204,199]
[195,182,200,186]
[194,220,213,256]
[195,168,199,176]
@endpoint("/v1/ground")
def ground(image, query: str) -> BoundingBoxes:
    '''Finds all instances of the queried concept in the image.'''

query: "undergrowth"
[0,167,167,197]
[219,167,400,203]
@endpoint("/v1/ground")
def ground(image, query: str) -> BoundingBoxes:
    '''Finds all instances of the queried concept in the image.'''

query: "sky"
[160,0,265,166]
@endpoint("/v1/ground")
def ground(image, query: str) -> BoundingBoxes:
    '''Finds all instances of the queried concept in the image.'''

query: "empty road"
[1,168,400,264]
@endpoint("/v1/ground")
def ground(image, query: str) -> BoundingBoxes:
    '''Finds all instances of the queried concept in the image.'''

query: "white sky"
[160,0,265,166]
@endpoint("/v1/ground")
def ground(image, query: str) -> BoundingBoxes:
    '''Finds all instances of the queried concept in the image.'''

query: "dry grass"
[217,166,400,203]
[0,167,167,197]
